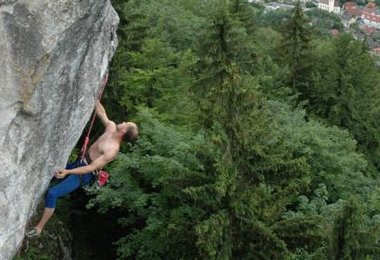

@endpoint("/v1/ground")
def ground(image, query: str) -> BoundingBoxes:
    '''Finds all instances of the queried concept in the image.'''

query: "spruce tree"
[279,1,313,102]
[68,1,380,259]
[229,0,256,35]
[310,34,380,170]
[100,0,150,124]
[194,1,255,129]
[191,3,321,258]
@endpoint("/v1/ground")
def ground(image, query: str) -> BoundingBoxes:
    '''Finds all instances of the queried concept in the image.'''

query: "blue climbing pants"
[45,160,94,208]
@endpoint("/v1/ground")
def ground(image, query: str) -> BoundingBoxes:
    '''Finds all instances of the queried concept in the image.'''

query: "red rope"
[80,72,109,161]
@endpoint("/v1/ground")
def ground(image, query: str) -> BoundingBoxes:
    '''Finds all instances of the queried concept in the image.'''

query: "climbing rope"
[80,72,109,161]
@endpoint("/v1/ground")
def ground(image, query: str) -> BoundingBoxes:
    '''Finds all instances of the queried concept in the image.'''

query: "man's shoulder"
[106,120,116,130]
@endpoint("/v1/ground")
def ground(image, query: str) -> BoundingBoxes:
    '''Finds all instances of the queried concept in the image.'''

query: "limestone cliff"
[0,0,119,258]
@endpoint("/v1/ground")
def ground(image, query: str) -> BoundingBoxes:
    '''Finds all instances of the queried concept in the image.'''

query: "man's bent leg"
[34,208,55,233]
[33,174,81,233]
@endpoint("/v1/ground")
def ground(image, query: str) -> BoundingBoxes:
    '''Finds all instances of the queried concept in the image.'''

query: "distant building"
[371,47,380,55]
[363,25,376,34]
[343,1,380,29]
[361,2,380,28]
[343,1,360,16]
[277,0,310,3]
[343,15,357,27]
[318,0,340,14]
[265,2,294,12]
[330,29,340,36]
[298,0,312,3]
[266,2,282,11]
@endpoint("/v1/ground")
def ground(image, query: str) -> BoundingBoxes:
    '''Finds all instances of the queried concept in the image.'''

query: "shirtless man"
[26,101,138,238]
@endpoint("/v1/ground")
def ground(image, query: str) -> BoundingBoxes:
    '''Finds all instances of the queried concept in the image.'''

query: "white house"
[361,2,380,28]
[344,2,380,29]
[318,0,340,14]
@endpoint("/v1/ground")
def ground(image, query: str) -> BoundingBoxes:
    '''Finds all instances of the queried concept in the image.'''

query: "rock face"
[0,0,119,258]
[19,203,73,260]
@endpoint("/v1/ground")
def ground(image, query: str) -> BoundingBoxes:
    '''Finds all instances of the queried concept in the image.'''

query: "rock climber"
[25,101,138,238]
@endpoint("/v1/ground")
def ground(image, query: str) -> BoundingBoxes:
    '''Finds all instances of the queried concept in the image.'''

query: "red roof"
[362,11,380,23]
[344,1,358,9]
[344,1,380,21]
[344,2,360,15]
[367,2,376,8]
[362,7,376,15]
[363,25,376,34]
[330,29,339,36]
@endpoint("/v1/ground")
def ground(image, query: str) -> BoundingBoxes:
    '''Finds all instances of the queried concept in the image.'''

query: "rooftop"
[319,0,340,7]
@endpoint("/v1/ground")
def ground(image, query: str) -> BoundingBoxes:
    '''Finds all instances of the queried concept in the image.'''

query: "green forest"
[20,0,380,259]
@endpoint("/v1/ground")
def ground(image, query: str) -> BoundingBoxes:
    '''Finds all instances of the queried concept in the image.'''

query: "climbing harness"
[79,72,110,188]
[82,150,110,188]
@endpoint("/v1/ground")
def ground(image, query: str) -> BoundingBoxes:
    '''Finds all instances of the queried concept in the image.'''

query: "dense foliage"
[72,0,380,259]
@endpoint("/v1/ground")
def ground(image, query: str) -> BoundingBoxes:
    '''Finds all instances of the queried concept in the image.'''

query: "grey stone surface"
[0,0,119,258]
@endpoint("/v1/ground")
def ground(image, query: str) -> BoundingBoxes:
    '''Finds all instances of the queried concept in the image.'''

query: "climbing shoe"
[25,227,41,238]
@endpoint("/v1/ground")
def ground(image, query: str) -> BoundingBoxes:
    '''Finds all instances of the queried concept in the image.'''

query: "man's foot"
[25,227,41,238]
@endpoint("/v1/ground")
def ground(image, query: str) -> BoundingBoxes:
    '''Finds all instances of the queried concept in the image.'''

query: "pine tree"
[229,0,256,35]
[116,0,149,52]
[279,1,313,101]
[193,1,255,129]
[191,3,321,258]
[310,34,380,170]
[67,1,380,259]
[101,0,150,124]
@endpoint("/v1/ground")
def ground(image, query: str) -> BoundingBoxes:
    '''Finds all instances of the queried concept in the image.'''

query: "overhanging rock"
[0,0,119,258]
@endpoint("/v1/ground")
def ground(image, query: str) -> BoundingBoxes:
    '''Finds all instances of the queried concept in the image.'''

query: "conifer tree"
[191,3,324,258]
[229,0,256,35]
[310,34,380,170]
[56,1,380,259]
[100,0,150,124]
[194,1,255,128]
[279,1,313,101]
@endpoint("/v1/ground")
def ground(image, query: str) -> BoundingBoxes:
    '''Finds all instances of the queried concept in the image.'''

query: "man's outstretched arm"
[55,155,109,178]
[95,101,112,127]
